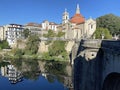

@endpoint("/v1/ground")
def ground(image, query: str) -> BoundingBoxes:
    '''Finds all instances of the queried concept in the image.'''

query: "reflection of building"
[1,66,8,76]
[1,64,23,84]
[62,4,96,39]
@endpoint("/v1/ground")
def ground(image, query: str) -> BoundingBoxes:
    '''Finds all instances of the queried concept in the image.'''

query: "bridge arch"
[102,72,120,90]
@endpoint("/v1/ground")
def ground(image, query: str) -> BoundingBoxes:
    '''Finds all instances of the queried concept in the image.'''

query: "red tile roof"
[70,14,85,24]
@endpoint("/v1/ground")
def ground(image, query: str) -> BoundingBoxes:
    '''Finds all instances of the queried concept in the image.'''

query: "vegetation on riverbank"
[1,33,69,62]
[0,40,10,50]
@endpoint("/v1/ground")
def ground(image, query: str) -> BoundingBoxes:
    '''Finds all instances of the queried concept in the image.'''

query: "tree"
[48,41,66,56]
[56,31,65,37]
[93,28,112,39]
[0,40,10,49]
[43,29,56,38]
[97,14,120,35]
[23,28,30,39]
[25,34,40,54]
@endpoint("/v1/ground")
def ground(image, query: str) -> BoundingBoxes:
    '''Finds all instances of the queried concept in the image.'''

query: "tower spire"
[65,8,67,12]
[76,4,80,14]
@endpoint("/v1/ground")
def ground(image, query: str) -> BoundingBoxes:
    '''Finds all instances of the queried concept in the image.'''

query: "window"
[91,25,93,29]
[66,16,67,19]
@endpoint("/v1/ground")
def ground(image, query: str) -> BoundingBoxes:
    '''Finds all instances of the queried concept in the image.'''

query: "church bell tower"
[62,8,69,24]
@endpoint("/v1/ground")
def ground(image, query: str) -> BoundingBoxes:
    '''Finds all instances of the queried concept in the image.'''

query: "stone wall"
[74,39,120,90]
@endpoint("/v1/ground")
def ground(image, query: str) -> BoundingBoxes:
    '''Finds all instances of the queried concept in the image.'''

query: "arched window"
[91,25,93,29]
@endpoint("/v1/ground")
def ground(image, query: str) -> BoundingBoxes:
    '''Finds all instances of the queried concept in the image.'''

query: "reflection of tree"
[47,75,55,83]
[11,59,22,70]
[45,61,67,75]
[24,59,39,71]
[22,59,40,80]
[45,61,67,84]
[56,75,64,84]
[11,59,40,81]
[23,71,39,80]
[0,61,10,67]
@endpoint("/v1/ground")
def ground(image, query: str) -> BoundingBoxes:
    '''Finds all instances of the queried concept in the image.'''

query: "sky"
[0,0,120,25]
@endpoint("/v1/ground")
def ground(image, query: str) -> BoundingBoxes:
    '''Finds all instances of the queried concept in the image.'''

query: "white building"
[42,20,58,31]
[24,22,42,35]
[6,24,23,47]
[0,26,4,41]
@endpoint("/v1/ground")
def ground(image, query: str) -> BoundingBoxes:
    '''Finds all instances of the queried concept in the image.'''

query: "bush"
[25,34,39,55]
[49,41,66,56]
[43,29,56,38]
[0,40,10,49]
[12,48,24,59]
[56,31,65,37]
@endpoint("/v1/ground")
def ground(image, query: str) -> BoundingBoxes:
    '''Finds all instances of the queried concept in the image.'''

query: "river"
[0,59,73,90]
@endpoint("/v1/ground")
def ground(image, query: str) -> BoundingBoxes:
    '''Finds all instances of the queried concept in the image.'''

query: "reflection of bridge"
[73,39,120,90]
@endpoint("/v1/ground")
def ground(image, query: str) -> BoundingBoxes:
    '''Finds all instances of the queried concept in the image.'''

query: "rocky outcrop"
[65,41,75,53]
[38,41,48,53]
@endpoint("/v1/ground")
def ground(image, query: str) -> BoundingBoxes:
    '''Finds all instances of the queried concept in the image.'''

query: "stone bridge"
[73,39,120,90]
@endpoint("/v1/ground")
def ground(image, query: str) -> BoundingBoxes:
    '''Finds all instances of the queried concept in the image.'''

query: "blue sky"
[0,0,120,25]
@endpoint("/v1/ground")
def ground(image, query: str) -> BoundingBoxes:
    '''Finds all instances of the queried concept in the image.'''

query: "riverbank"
[1,52,69,62]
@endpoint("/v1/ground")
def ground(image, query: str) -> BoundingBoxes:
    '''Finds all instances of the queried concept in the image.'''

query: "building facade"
[24,22,42,35]
[0,26,4,41]
[6,24,23,47]
[62,4,96,39]
[42,20,58,31]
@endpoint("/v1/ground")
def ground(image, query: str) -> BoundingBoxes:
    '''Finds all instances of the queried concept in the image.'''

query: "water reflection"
[1,64,23,84]
[0,60,74,90]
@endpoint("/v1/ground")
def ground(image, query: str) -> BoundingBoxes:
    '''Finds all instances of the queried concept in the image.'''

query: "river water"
[0,59,73,90]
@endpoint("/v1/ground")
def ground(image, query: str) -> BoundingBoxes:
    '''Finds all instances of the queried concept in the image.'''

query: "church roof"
[70,4,85,24]
[70,14,85,24]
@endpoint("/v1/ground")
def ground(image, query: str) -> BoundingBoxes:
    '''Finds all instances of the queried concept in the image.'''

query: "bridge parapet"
[101,40,120,55]
[81,39,102,49]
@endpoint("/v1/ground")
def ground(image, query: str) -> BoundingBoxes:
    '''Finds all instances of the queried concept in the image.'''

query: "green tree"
[23,28,30,39]
[25,34,39,54]
[56,31,65,37]
[97,14,120,35]
[0,40,10,49]
[93,28,112,39]
[11,48,24,59]
[43,30,56,38]
[48,41,67,56]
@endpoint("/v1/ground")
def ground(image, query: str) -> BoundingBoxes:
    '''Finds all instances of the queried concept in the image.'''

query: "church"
[62,4,96,39]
